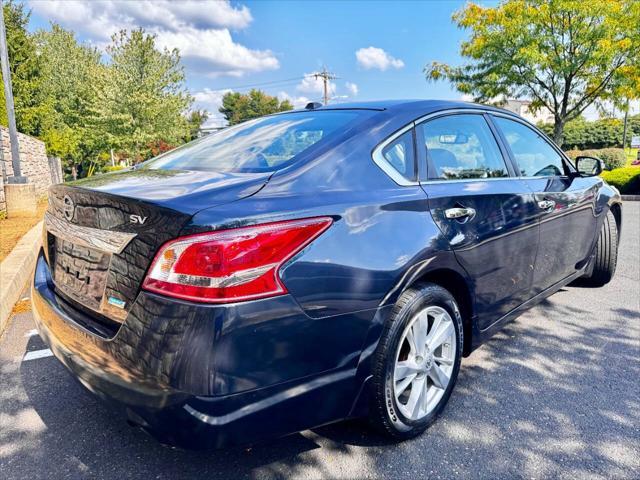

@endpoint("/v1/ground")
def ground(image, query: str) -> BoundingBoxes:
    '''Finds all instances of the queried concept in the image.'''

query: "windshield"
[143,110,373,173]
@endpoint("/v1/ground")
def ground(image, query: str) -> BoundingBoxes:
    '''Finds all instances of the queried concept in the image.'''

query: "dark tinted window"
[144,110,372,173]
[382,130,415,180]
[420,114,508,180]
[493,117,565,177]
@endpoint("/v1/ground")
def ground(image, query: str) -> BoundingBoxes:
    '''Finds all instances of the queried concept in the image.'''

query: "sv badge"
[129,214,148,225]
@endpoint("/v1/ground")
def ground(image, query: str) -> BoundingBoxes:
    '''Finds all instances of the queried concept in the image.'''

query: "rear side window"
[143,110,373,173]
[493,116,566,177]
[381,130,415,180]
[419,114,509,180]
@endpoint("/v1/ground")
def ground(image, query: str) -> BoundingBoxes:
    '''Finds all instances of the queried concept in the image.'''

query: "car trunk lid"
[44,169,270,323]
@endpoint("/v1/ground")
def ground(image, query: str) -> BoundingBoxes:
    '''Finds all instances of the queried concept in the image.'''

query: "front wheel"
[368,283,463,439]
[582,209,619,287]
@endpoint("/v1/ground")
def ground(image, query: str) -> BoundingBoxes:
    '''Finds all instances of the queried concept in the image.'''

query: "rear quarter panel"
[182,114,469,391]
[186,114,457,319]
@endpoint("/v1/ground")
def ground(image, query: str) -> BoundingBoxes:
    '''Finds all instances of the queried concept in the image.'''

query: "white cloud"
[30,0,252,39]
[155,28,278,77]
[296,74,336,98]
[345,82,359,96]
[193,88,233,127]
[29,0,278,77]
[355,47,404,71]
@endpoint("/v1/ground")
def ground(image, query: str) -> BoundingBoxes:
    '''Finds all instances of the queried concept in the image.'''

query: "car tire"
[582,209,619,287]
[368,283,463,440]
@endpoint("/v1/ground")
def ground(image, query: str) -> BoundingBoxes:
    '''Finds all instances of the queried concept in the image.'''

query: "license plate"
[52,237,111,311]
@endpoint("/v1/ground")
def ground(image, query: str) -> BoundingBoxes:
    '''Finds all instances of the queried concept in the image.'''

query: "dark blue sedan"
[32,100,622,449]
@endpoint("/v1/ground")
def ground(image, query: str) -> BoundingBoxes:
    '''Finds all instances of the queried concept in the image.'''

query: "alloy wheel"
[393,305,457,421]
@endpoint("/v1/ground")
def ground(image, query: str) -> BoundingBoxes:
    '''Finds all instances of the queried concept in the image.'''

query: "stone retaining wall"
[0,126,61,213]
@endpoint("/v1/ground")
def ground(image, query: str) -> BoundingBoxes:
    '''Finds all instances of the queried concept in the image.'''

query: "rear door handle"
[445,207,476,220]
[537,200,556,211]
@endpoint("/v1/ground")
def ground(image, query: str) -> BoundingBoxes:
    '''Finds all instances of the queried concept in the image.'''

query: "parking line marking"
[24,329,39,338]
[22,349,53,361]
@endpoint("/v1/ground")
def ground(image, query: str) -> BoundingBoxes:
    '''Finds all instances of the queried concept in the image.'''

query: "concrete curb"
[621,195,640,201]
[0,221,42,336]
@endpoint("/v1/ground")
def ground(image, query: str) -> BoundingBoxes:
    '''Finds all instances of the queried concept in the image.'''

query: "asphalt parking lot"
[1,202,638,480]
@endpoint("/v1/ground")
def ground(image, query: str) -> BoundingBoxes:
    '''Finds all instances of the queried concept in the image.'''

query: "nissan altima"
[32,100,621,449]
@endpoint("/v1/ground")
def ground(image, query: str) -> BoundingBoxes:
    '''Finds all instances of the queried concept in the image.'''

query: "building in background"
[198,125,226,137]
[503,99,554,124]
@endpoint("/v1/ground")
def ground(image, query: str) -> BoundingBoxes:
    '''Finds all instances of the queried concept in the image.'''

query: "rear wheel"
[369,283,463,439]
[582,209,618,287]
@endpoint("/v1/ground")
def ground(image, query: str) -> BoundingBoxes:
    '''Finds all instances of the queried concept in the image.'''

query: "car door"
[417,112,541,330]
[491,115,600,293]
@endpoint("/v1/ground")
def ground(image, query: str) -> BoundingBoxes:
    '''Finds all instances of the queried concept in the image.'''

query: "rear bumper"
[31,251,380,448]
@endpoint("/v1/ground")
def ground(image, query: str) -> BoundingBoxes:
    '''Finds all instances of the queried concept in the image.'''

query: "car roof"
[289,99,515,117]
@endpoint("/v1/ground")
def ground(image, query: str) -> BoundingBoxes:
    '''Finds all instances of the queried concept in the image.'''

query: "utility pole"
[0,3,25,183]
[313,67,338,106]
[0,2,34,218]
[622,98,630,150]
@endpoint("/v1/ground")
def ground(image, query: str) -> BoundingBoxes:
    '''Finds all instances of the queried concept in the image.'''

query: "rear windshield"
[143,110,373,173]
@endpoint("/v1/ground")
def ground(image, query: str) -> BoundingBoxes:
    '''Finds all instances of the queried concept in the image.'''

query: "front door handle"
[445,207,476,220]
[538,199,556,211]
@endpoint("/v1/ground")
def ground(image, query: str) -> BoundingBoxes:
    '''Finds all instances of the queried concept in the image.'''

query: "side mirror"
[575,156,603,177]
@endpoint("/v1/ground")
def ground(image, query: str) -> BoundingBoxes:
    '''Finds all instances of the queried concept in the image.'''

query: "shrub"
[564,149,582,161]
[600,167,640,194]
[564,148,626,170]
[103,165,126,173]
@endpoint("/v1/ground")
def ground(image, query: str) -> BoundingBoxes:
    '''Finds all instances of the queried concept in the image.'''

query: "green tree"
[0,1,45,136]
[98,29,193,162]
[35,24,103,177]
[538,113,640,150]
[185,109,209,141]
[426,0,640,146]
[219,89,293,126]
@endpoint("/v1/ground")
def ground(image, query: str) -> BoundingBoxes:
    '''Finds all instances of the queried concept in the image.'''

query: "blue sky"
[25,0,480,126]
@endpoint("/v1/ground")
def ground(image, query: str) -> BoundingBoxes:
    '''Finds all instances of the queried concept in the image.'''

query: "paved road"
[1,203,638,480]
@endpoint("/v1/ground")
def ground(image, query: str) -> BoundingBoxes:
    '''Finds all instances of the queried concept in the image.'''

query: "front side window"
[493,116,566,177]
[419,114,509,180]
[381,130,415,180]
[143,110,373,173]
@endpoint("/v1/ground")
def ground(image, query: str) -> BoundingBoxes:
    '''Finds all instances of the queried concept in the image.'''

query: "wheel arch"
[610,202,622,237]
[408,268,475,356]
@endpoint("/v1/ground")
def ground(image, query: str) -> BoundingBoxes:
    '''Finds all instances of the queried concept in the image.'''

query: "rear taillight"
[142,217,332,303]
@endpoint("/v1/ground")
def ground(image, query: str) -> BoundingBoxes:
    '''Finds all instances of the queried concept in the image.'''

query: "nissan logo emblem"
[63,195,75,222]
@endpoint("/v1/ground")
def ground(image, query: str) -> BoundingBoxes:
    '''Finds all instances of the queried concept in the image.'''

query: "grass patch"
[0,197,48,263]
[625,148,638,167]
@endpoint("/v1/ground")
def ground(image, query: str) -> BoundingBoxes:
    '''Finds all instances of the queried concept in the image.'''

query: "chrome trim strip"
[372,109,493,187]
[413,107,490,126]
[420,175,565,185]
[371,122,418,186]
[421,177,514,185]
[44,212,137,254]
[372,107,572,187]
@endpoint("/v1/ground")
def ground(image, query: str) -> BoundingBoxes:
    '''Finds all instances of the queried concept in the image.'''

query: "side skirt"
[470,268,587,351]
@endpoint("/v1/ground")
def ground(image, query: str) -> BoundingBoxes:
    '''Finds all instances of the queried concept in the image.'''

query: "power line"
[204,68,344,108]
[213,76,306,92]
